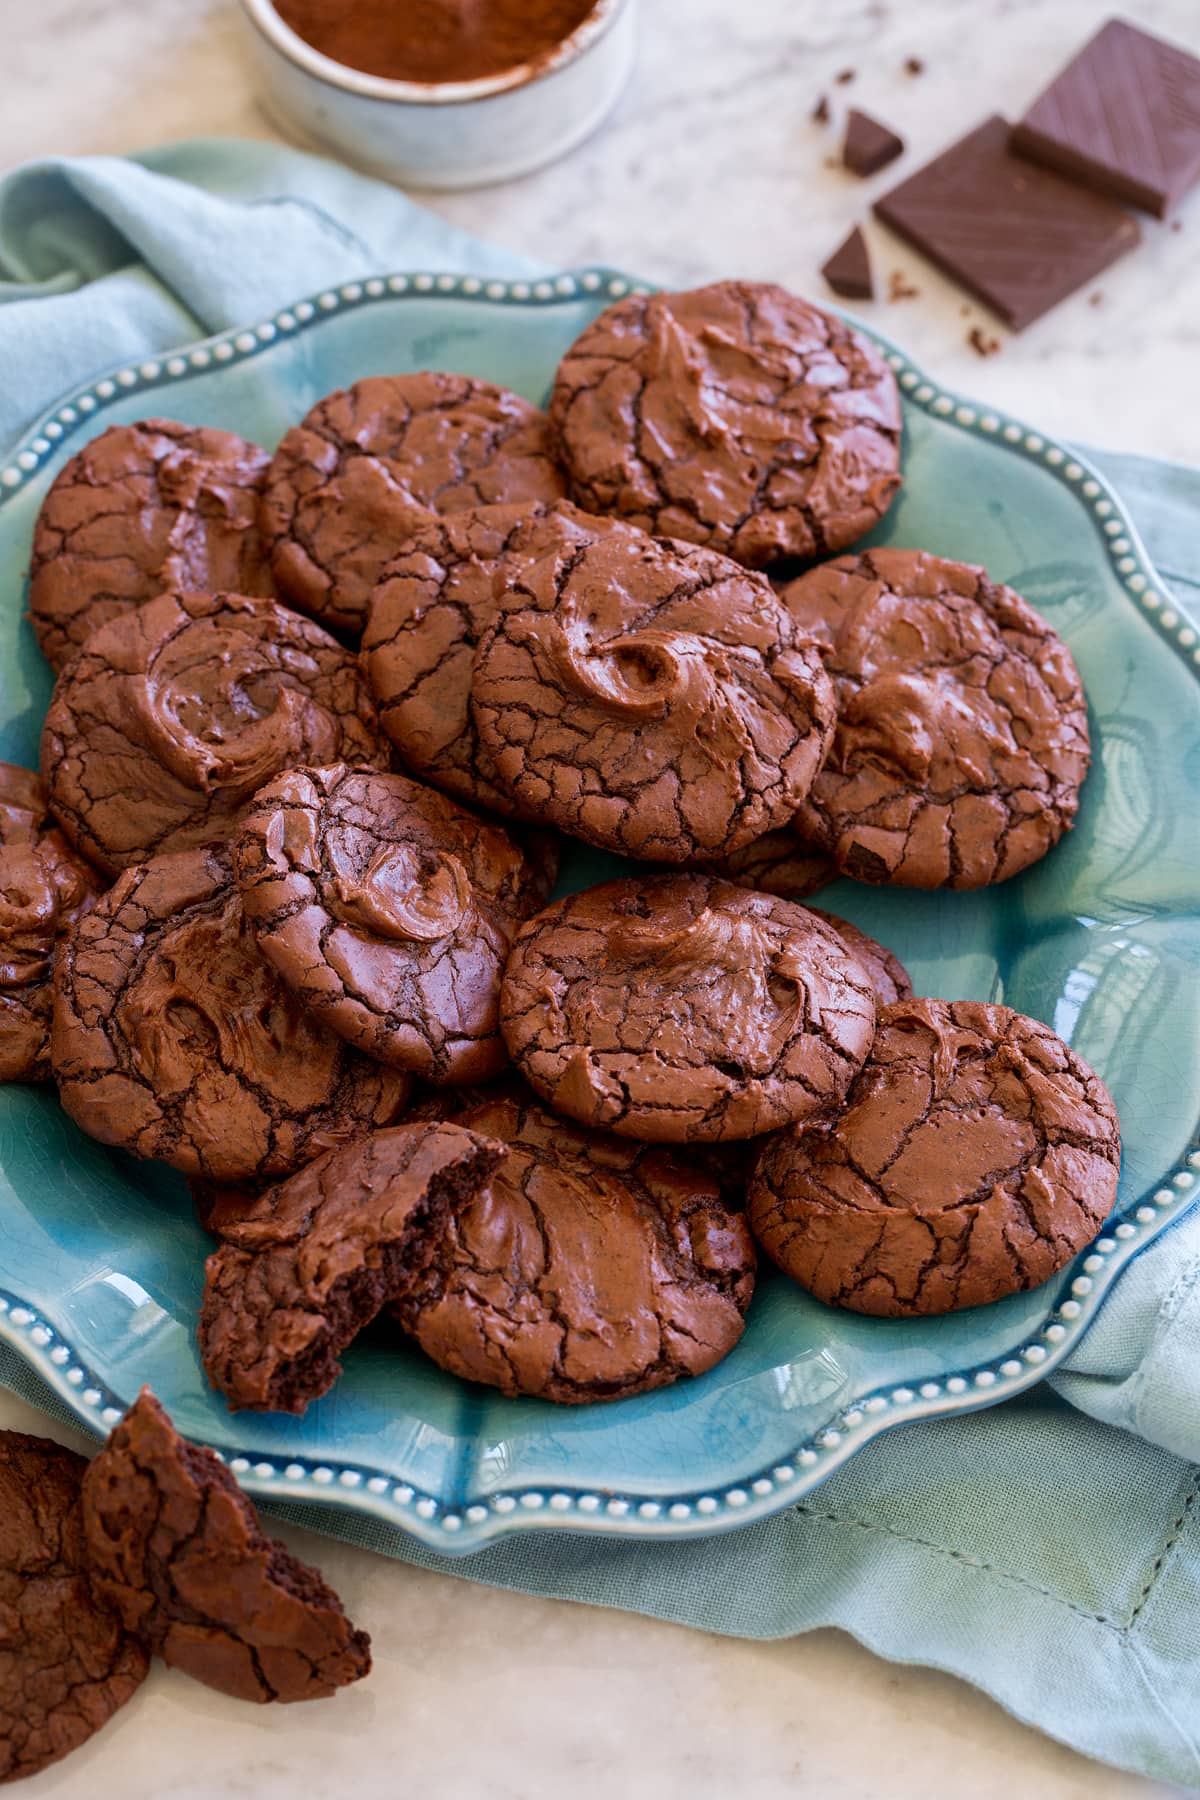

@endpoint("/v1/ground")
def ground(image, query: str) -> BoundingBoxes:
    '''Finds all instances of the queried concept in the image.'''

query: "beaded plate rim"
[0,266,1197,1556]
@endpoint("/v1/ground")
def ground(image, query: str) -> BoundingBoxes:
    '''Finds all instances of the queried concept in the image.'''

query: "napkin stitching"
[1126,1471,1199,1627]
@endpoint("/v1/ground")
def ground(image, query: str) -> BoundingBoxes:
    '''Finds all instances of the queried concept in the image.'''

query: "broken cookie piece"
[81,1390,370,1702]
[748,998,1121,1315]
[198,1121,506,1412]
[0,1429,147,1782]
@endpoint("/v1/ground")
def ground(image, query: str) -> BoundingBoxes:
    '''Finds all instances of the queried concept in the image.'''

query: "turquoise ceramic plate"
[0,270,1198,1555]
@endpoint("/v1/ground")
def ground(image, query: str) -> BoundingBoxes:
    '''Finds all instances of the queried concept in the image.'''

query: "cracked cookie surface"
[500,875,877,1142]
[51,843,410,1181]
[260,374,566,635]
[29,419,274,671]
[82,1390,370,1703]
[0,762,103,1083]
[0,1429,147,1782]
[809,908,913,1007]
[41,588,389,876]
[748,997,1120,1316]
[390,1089,755,1403]
[698,826,837,900]
[199,1122,505,1413]
[783,548,1091,889]
[470,504,836,861]
[233,763,541,1082]
[548,280,901,567]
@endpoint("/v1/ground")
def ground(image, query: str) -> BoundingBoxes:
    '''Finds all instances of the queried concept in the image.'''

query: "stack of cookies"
[0,278,1120,1421]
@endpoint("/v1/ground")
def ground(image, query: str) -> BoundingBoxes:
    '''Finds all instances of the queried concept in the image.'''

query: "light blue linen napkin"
[1,141,1198,1789]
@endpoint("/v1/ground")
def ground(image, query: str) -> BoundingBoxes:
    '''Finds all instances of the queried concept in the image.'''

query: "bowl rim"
[239,0,628,106]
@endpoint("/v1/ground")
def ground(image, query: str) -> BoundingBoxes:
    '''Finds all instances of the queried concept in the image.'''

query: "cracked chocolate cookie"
[391,1088,755,1403]
[52,843,411,1181]
[82,1391,370,1703]
[748,997,1121,1316]
[233,763,541,1082]
[41,588,389,877]
[0,1429,147,1782]
[699,827,837,900]
[29,419,273,671]
[199,1121,505,1413]
[470,505,837,861]
[260,374,567,635]
[810,909,913,1007]
[0,762,102,1083]
[783,549,1091,889]
[500,875,877,1142]
[548,280,901,568]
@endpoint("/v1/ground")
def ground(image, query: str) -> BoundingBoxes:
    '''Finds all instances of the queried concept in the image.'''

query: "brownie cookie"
[0,1430,147,1782]
[82,1391,370,1703]
[0,763,102,1083]
[748,998,1121,1316]
[500,875,877,1142]
[699,827,837,900]
[199,1122,505,1413]
[548,281,901,568]
[810,909,913,1007]
[41,588,389,877]
[29,419,273,671]
[261,374,566,635]
[391,1090,755,1404]
[470,506,837,861]
[783,549,1091,888]
[52,843,411,1181]
[233,763,539,1081]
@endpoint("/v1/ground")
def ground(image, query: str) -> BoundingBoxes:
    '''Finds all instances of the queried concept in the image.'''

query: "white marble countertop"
[2,1,1198,1795]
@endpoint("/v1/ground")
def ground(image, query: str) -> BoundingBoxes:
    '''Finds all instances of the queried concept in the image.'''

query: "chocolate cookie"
[548,281,902,567]
[783,549,1091,888]
[362,500,551,814]
[810,909,913,1006]
[52,843,411,1181]
[0,1429,147,1782]
[391,1090,755,1403]
[82,1392,369,1703]
[29,419,273,671]
[470,505,837,861]
[199,1121,505,1413]
[260,374,567,635]
[0,762,102,1083]
[748,998,1121,1316]
[41,588,389,876]
[233,763,538,1081]
[699,827,837,900]
[500,875,878,1142]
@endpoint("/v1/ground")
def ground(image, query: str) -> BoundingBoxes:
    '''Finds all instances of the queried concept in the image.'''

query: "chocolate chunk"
[548,280,902,568]
[874,116,1140,329]
[904,56,924,76]
[260,374,566,636]
[699,827,837,901]
[52,843,411,1181]
[748,998,1121,1315]
[843,109,904,176]
[199,1122,505,1413]
[82,1391,370,1702]
[0,1430,147,1781]
[41,588,389,877]
[28,420,274,672]
[821,226,875,300]
[391,1090,755,1403]
[500,875,878,1143]
[809,909,912,1006]
[469,504,836,863]
[1013,19,1200,219]
[233,763,539,1082]
[0,762,102,1084]
[784,548,1091,889]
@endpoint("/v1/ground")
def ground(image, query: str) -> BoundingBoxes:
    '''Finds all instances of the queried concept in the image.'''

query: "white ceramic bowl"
[239,0,636,190]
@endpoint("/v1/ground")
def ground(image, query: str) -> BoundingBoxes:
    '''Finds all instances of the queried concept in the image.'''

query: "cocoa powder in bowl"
[270,0,600,84]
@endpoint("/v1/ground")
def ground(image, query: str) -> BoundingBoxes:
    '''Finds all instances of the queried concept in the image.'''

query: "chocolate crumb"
[967,326,1001,356]
[904,56,925,75]
[812,94,831,124]
[1088,290,1104,306]
[835,67,856,85]
[1171,219,1183,232]
[887,269,920,301]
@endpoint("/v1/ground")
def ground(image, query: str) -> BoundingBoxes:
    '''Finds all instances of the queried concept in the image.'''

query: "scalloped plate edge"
[0,266,1197,1557]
